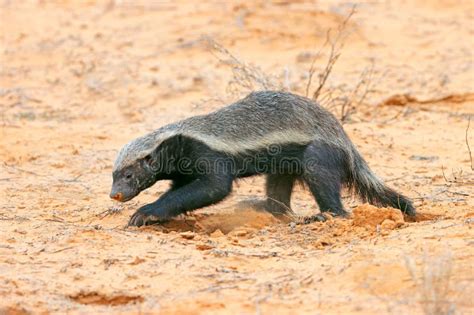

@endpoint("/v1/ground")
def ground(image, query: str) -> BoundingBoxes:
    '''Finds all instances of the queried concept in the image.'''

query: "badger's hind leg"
[265,174,296,217]
[302,141,349,219]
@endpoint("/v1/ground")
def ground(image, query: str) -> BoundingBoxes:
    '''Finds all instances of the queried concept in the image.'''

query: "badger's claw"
[302,213,328,224]
[128,211,147,227]
[128,212,165,227]
[128,204,162,227]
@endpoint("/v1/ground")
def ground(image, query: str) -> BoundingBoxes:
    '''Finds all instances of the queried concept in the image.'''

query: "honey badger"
[110,91,415,227]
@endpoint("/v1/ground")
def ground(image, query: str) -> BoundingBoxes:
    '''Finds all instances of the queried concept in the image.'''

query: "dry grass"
[404,252,456,315]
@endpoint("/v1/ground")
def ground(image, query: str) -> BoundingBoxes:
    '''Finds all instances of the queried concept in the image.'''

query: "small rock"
[409,155,438,162]
[296,51,318,63]
[234,230,248,237]
[184,216,197,223]
[381,219,397,230]
[196,243,214,251]
[180,231,195,240]
[129,257,146,265]
[210,229,224,238]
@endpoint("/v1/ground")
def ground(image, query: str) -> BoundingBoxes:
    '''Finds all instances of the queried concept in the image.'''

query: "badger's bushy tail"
[346,145,416,216]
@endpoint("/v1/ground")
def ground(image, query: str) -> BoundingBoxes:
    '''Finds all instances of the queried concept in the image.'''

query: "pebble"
[179,231,195,240]
[196,243,214,251]
[210,229,224,238]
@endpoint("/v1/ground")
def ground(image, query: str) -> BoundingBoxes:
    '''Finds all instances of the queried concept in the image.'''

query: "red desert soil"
[0,1,473,314]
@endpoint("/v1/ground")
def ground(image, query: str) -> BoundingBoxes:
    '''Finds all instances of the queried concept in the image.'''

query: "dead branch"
[308,5,357,101]
[339,60,375,123]
[311,42,341,101]
[441,165,474,185]
[204,5,375,125]
[353,61,375,110]
[304,5,378,124]
[96,205,124,220]
[304,29,330,97]
[204,36,280,97]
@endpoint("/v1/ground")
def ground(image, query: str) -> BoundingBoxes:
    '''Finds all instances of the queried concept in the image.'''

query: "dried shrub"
[204,36,283,99]
[205,5,375,124]
[405,253,456,315]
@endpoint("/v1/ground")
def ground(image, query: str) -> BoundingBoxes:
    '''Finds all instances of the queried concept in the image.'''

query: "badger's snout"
[110,183,137,202]
[110,192,123,201]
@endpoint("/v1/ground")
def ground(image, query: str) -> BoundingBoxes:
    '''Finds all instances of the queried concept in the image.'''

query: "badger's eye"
[125,174,132,180]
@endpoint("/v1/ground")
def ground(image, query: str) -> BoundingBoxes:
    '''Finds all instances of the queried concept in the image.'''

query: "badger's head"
[110,134,164,202]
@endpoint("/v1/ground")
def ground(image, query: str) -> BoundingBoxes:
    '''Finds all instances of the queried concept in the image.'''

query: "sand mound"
[352,204,405,231]
[197,208,280,234]
[155,208,279,235]
[154,204,407,242]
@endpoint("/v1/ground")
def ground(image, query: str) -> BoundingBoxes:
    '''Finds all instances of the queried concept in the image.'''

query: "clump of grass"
[404,252,456,315]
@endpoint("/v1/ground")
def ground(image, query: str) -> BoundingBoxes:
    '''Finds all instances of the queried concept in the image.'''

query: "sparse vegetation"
[204,36,283,98]
[205,5,376,124]
[405,252,456,315]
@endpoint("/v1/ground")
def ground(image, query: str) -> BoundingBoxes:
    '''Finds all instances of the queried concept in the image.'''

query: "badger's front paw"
[128,212,151,227]
[128,204,165,227]
[302,213,328,224]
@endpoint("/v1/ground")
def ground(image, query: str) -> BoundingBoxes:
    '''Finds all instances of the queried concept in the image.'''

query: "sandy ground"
[1,1,473,314]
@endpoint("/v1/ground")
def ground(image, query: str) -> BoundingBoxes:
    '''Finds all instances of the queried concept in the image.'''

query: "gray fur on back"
[113,91,351,172]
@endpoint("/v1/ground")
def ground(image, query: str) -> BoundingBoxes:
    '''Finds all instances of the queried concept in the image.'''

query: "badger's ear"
[143,153,154,169]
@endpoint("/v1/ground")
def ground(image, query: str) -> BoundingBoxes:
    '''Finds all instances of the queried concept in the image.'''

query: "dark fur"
[111,91,415,227]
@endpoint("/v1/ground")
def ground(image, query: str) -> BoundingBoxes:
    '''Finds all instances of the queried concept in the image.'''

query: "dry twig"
[304,5,376,123]
[204,36,281,97]
[466,117,473,170]
[308,5,356,101]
